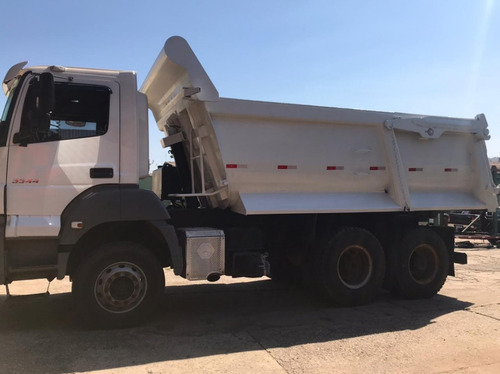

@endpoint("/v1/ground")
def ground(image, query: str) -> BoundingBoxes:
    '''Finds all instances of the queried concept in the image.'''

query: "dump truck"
[1,36,497,326]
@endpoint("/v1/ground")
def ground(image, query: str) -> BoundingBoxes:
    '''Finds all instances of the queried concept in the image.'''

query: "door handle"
[90,168,114,179]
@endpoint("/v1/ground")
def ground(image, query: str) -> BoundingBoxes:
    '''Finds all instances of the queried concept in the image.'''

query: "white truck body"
[0,36,497,327]
[142,37,497,216]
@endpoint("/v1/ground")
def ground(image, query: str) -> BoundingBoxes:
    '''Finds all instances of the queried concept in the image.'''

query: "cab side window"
[50,83,111,140]
[20,80,111,143]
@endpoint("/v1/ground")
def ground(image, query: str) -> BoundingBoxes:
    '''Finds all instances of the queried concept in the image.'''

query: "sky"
[1,0,499,169]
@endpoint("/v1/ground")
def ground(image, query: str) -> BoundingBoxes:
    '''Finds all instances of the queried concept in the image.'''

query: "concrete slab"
[0,249,498,373]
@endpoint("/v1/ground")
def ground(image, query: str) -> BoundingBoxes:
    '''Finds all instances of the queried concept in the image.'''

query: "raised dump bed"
[142,36,497,216]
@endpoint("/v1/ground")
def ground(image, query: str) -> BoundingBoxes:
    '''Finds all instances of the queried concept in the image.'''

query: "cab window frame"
[19,79,112,144]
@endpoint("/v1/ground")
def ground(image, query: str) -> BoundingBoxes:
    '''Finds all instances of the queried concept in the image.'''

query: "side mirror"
[12,131,27,146]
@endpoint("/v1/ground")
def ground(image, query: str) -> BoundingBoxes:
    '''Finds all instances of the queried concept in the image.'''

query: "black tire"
[392,228,448,299]
[72,241,165,328]
[318,227,385,306]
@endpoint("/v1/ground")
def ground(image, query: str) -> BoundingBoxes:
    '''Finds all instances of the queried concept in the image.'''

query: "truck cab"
[1,62,180,296]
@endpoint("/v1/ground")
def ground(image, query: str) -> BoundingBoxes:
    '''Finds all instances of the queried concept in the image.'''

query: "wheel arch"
[59,184,183,277]
[65,220,176,278]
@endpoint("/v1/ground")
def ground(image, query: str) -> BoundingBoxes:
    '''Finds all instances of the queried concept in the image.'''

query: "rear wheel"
[392,228,448,299]
[318,227,385,306]
[72,241,165,328]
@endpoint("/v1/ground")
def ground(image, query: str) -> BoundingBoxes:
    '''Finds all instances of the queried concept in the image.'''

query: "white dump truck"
[1,36,497,326]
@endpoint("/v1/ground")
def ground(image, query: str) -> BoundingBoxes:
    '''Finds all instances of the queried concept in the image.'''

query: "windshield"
[1,77,20,122]
[0,76,21,145]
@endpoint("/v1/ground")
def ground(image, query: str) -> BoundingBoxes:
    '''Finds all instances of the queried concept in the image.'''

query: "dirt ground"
[0,243,499,374]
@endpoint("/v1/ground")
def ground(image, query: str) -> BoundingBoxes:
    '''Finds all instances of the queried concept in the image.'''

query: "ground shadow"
[0,279,472,373]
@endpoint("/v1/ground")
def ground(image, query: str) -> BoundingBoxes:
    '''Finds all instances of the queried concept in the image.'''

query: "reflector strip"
[226,164,248,169]
[369,166,386,171]
[326,166,345,170]
[408,168,423,172]
[277,165,297,170]
[444,168,458,172]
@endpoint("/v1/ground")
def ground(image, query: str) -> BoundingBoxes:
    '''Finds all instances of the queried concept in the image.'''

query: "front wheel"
[392,228,449,299]
[72,241,165,327]
[318,227,385,306]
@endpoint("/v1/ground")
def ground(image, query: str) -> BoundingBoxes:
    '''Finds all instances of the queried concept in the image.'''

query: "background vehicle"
[1,36,497,326]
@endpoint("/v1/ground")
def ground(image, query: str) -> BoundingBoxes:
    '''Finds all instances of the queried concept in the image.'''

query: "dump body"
[142,37,498,216]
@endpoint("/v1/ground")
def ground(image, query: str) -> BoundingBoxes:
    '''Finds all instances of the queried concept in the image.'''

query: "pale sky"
[1,0,499,168]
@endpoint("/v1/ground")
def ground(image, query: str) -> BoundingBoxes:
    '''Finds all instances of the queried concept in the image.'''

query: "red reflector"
[409,168,423,172]
[370,166,386,171]
[327,166,345,170]
[278,165,297,170]
[444,168,458,172]
[226,164,248,169]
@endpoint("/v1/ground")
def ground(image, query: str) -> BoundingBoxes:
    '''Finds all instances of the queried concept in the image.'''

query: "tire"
[318,227,385,306]
[392,228,448,299]
[72,241,165,328]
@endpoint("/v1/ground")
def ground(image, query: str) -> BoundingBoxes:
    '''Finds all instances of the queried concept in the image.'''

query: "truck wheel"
[392,228,448,299]
[318,227,385,306]
[72,241,165,328]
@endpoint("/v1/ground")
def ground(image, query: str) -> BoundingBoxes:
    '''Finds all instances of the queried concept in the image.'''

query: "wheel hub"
[95,262,147,313]
[337,245,373,290]
[409,244,438,285]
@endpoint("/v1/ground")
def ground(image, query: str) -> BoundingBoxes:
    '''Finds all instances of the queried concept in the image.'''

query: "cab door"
[5,73,120,238]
